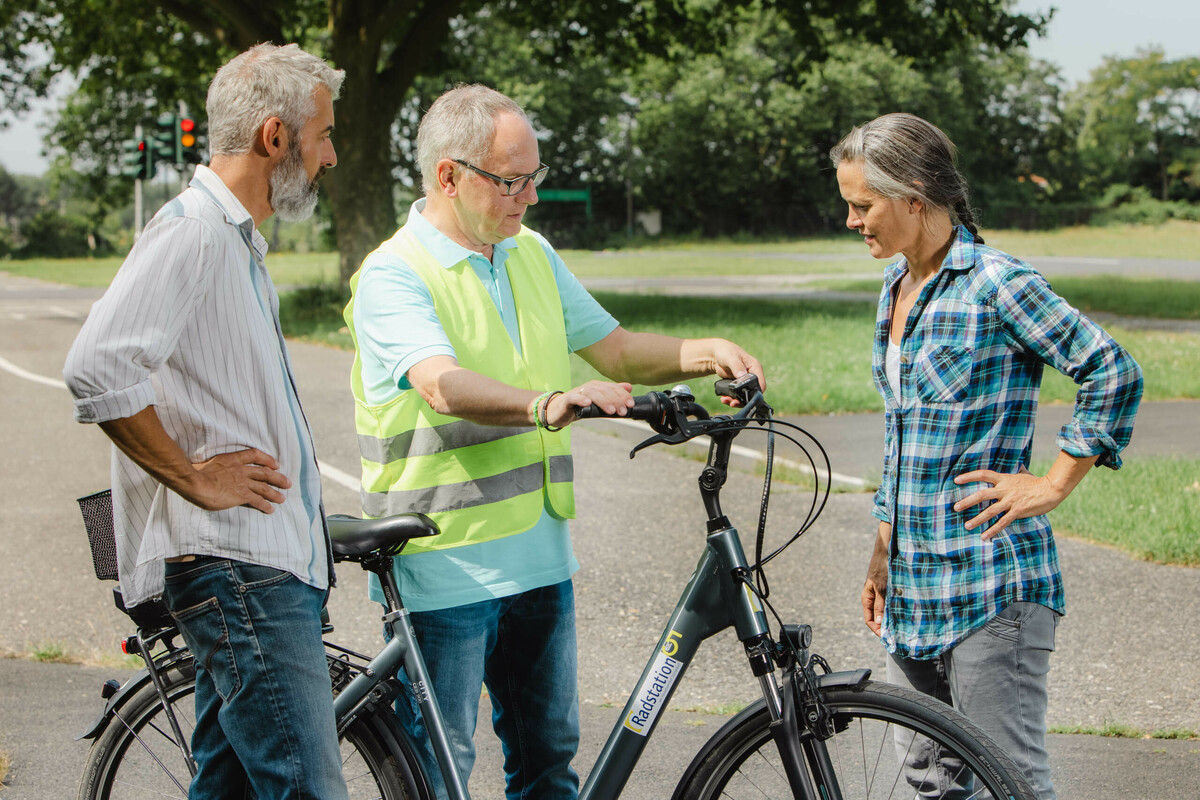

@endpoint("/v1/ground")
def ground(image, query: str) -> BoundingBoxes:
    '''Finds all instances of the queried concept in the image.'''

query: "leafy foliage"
[2,0,1048,272]
[1069,48,1200,202]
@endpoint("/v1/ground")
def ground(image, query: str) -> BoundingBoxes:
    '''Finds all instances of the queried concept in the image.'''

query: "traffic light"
[178,116,203,164]
[121,138,153,180]
[152,113,205,165]
[152,113,178,164]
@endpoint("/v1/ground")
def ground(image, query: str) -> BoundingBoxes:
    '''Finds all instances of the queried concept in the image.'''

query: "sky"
[1,0,1198,176]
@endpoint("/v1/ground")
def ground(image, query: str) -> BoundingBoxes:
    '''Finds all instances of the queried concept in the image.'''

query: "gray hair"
[416,84,528,194]
[207,43,345,157]
[830,113,983,243]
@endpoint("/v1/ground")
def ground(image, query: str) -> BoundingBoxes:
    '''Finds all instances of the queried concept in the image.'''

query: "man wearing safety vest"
[345,84,765,799]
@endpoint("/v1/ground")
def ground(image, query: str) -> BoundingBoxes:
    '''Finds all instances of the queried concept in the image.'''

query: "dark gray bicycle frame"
[331,601,471,799]
[329,519,771,800]
[579,522,771,800]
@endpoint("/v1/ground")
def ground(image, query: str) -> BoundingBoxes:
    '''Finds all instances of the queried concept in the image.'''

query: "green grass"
[560,250,875,279]
[1033,457,1200,566]
[1047,276,1200,321]
[1041,326,1200,404]
[5,219,1200,287]
[0,251,340,288]
[1049,721,1200,740]
[984,220,1200,260]
[30,641,76,664]
[574,293,882,415]
[786,275,1200,322]
[278,287,1200,413]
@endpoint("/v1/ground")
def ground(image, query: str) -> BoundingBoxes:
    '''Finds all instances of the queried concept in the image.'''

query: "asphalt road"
[1,267,1198,798]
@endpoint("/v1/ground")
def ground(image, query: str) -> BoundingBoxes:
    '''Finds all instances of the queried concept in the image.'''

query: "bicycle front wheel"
[673,679,1035,800]
[77,657,429,799]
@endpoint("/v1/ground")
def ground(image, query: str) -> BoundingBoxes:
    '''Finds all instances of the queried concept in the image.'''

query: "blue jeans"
[163,556,348,800]
[887,601,1058,799]
[393,580,580,800]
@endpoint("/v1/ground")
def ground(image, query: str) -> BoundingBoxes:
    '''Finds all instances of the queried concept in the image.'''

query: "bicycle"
[75,375,1035,799]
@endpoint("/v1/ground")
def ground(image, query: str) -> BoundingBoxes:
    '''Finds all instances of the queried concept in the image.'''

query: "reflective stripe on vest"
[345,225,575,553]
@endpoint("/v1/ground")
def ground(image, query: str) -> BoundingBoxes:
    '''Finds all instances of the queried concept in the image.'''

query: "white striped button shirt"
[64,165,331,606]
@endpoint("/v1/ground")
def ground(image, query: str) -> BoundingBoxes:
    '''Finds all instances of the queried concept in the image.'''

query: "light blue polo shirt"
[352,199,619,611]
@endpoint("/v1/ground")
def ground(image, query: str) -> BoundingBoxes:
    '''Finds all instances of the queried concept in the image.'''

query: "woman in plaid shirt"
[831,113,1143,798]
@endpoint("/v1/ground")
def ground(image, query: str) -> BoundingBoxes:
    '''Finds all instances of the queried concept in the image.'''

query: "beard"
[269,138,323,222]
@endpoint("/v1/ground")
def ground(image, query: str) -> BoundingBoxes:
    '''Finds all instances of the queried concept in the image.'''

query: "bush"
[16,209,109,258]
[1087,183,1200,226]
[983,203,1096,230]
[1097,183,1155,208]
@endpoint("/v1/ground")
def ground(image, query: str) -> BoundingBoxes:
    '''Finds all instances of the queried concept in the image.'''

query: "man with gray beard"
[64,43,347,799]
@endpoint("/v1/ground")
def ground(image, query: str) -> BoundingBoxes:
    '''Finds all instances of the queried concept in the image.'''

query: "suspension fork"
[744,633,819,800]
[748,624,846,800]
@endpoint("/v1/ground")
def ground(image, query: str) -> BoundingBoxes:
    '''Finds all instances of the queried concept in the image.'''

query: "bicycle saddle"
[326,513,440,558]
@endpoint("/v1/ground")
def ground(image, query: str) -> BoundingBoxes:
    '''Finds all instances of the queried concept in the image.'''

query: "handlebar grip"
[574,393,666,424]
[573,403,605,419]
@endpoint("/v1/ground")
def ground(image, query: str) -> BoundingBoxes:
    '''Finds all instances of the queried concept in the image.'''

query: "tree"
[1069,49,1200,201]
[4,1,1044,277]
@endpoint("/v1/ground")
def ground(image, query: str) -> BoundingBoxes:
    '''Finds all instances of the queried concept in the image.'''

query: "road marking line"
[0,354,69,390]
[317,459,360,492]
[600,417,868,489]
[0,354,360,492]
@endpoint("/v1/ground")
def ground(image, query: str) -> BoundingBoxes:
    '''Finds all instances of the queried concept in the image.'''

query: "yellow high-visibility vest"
[345,226,575,553]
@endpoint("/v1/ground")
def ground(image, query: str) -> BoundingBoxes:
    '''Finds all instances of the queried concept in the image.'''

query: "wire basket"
[77,489,118,582]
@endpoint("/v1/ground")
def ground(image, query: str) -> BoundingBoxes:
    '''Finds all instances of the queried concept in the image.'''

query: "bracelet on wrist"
[539,390,565,432]
[532,391,554,429]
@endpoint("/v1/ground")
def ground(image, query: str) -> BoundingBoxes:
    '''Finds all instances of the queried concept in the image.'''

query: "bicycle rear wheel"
[77,657,429,799]
[673,679,1035,800]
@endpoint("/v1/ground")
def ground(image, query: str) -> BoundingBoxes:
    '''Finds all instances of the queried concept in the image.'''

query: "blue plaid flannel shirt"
[873,226,1143,659]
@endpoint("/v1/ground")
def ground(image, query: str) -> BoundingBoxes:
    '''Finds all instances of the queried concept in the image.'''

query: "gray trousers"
[886,601,1059,799]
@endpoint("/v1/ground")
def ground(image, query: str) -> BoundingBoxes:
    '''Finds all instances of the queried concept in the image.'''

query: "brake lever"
[628,429,690,459]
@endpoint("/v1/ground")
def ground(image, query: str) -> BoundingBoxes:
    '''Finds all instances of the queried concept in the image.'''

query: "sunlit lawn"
[0,251,341,288]
[1032,457,1200,566]
[811,275,1200,321]
[6,219,1200,286]
[984,220,1200,260]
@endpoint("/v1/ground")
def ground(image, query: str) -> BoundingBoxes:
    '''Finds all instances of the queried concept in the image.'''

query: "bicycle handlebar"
[573,390,676,425]
[574,375,769,455]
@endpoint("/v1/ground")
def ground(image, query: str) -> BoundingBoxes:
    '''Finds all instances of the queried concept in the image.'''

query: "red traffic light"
[179,117,197,148]
[138,141,146,151]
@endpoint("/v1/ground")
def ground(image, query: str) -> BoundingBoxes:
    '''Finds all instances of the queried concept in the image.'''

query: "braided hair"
[830,113,984,244]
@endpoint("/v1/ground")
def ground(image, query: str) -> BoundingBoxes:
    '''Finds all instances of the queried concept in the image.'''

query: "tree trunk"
[323,0,464,284]
[324,70,400,285]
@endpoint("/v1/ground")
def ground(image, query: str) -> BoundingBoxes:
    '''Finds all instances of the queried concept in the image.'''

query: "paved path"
[1,268,1198,798]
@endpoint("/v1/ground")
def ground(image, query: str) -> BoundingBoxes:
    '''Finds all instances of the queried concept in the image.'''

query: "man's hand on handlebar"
[544,380,635,428]
[706,340,765,407]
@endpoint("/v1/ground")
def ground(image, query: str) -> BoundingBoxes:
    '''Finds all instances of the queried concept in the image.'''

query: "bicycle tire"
[77,656,431,800]
[672,679,1036,800]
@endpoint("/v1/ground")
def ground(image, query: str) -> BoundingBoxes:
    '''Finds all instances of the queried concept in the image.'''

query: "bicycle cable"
[699,417,832,573]
[754,408,775,599]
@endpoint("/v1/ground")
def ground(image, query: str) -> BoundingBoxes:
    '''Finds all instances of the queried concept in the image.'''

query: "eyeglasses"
[454,159,549,196]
